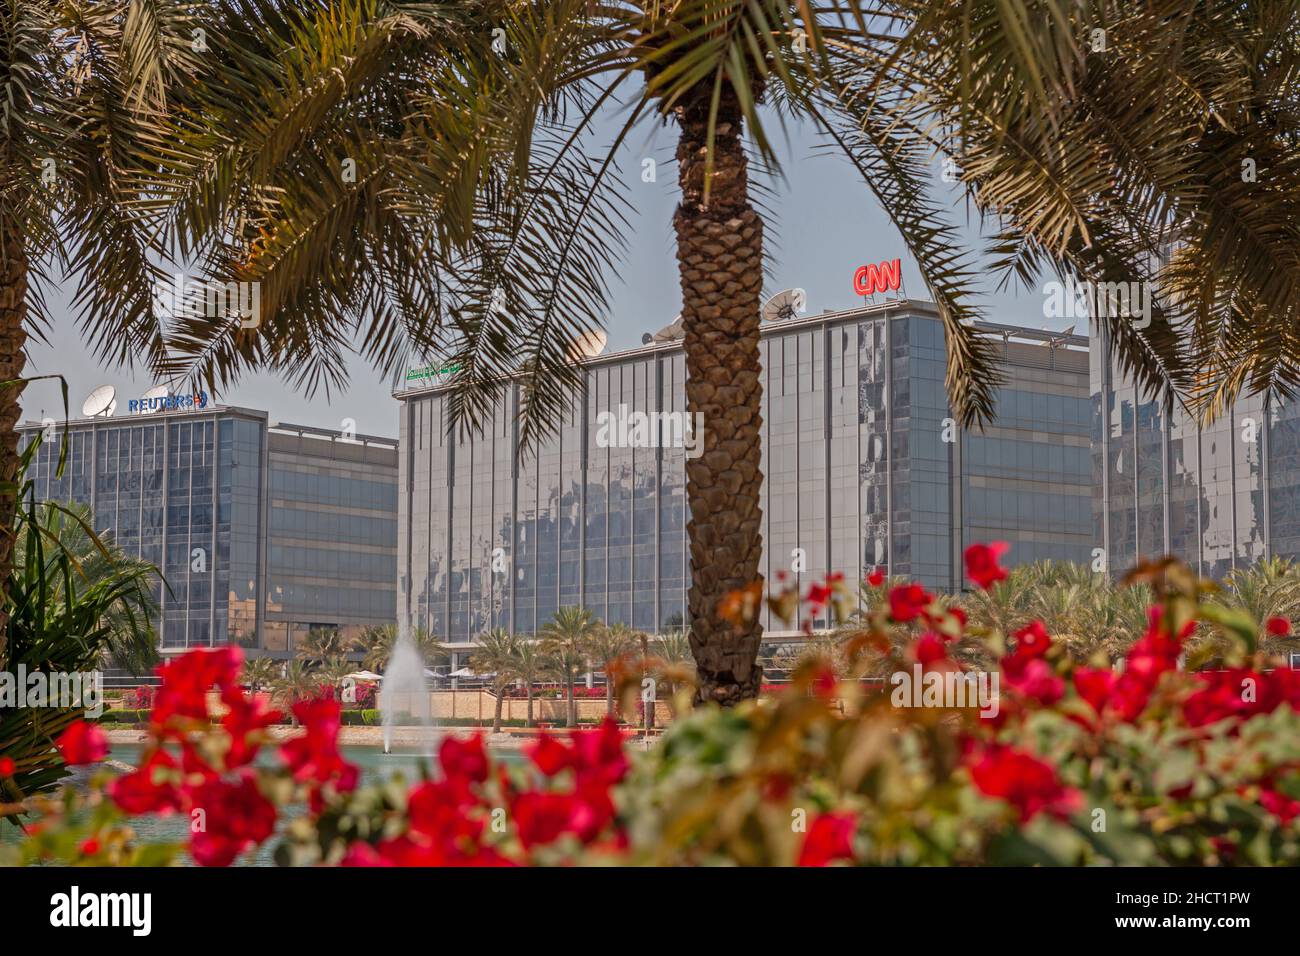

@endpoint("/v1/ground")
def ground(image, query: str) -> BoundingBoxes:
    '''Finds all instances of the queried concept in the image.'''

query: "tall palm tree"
[271,660,326,725]
[509,636,548,728]
[157,0,1298,706]
[354,624,445,674]
[0,1,214,644]
[296,627,347,665]
[586,622,635,715]
[469,628,518,733]
[538,605,598,728]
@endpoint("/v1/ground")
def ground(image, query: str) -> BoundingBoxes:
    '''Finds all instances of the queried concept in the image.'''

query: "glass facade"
[20,409,398,657]
[1093,322,1271,577]
[398,303,1094,646]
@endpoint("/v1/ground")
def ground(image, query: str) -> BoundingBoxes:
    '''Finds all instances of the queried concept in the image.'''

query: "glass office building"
[19,407,397,657]
[1091,321,1298,578]
[396,300,1094,651]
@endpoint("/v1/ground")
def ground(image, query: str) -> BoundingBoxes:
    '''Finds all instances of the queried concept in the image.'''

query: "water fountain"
[379,621,434,755]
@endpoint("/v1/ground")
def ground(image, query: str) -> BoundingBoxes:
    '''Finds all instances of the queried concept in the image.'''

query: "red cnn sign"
[853,258,901,296]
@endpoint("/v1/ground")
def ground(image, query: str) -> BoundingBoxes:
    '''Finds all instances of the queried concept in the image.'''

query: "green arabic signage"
[404,362,462,383]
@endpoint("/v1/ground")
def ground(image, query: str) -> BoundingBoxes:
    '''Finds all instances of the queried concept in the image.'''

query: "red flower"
[1004,658,1064,705]
[888,583,934,623]
[964,541,1010,590]
[440,733,490,785]
[1259,785,1300,824]
[528,731,574,777]
[513,791,580,849]
[811,665,839,698]
[220,690,281,768]
[1072,668,1117,715]
[152,647,244,730]
[866,567,885,587]
[797,812,857,867]
[340,841,392,867]
[186,771,277,867]
[0,757,14,777]
[56,720,108,765]
[79,838,100,856]
[109,748,181,815]
[1266,616,1291,637]
[913,633,948,667]
[967,743,1081,822]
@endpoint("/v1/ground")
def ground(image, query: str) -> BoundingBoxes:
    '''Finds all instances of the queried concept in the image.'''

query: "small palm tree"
[271,661,326,725]
[586,622,635,715]
[539,606,598,728]
[470,629,518,734]
[296,627,347,665]
[1220,558,1300,659]
[241,657,280,694]
[510,637,548,728]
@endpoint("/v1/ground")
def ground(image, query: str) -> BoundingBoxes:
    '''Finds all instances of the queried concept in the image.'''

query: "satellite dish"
[762,288,807,323]
[567,330,608,361]
[651,314,684,343]
[82,385,116,418]
[641,333,653,345]
[142,384,170,401]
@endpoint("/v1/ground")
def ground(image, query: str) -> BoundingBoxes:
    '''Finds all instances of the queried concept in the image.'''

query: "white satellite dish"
[142,384,170,401]
[651,314,684,343]
[762,288,807,323]
[567,329,608,361]
[82,385,116,418]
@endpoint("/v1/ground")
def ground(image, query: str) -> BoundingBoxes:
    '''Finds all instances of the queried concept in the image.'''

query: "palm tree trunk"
[674,81,765,707]
[0,220,29,657]
[605,670,614,715]
[492,681,504,734]
[565,673,575,728]
[526,685,534,727]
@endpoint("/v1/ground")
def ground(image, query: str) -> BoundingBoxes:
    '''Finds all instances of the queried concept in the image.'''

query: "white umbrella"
[449,667,480,679]
[345,670,384,682]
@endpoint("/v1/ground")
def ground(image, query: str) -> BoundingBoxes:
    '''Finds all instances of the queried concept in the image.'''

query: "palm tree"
[353,624,446,675]
[1218,558,1300,661]
[509,636,548,728]
[469,628,518,734]
[586,622,635,715]
[12,499,159,674]
[296,627,348,665]
[539,606,598,728]
[157,1,1297,706]
[0,1,218,645]
[271,661,326,725]
[241,657,280,694]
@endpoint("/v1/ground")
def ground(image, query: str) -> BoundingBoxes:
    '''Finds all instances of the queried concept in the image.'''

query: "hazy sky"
[21,113,1063,440]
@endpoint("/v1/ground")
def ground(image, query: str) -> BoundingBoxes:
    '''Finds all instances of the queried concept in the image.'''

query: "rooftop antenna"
[142,384,170,402]
[566,329,608,362]
[651,314,684,343]
[762,288,807,323]
[82,384,116,419]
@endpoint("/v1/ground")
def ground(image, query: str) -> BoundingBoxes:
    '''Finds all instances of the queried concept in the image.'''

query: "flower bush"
[5,545,1300,867]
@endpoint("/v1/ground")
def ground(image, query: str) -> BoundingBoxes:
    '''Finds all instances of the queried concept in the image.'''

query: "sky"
[20,113,1064,440]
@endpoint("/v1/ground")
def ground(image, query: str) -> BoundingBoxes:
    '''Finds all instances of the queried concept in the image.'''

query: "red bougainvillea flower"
[967,743,1081,822]
[1259,785,1300,824]
[811,665,839,699]
[440,733,490,786]
[888,583,934,623]
[79,837,100,856]
[56,720,108,765]
[912,633,948,667]
[1266,616,1291,636]
[528,730,574,777]
[0,757,14,777]
[1182,668,1283,728]
[151,647,244,731]
[340,840,392,867]
[279,694,358,811]
[1072,668,1117,715]
[797,812,857,867]
[109,748,182,815]
[866,567,885,587]
[569,716,630,786]
[186,771,278,867]
[964,541,1010,589]
[1003,658,1064,706]
[513,791,582,849]
[221,691,282,768]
